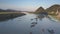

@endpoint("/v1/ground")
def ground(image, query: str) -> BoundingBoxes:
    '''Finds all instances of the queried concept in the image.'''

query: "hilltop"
[34,7,45,14]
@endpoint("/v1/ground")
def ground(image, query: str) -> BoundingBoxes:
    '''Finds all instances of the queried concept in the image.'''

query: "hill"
[34,7,45,14]
[46,4,60,15]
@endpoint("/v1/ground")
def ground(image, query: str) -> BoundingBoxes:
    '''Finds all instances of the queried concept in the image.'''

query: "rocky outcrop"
[34,7,45,14]
[46,4,60,15]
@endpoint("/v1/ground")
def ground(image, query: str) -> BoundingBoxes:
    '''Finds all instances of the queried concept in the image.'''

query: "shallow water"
[0,13,60,34]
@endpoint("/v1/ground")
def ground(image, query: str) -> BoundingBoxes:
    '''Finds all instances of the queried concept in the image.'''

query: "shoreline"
[0,12,26,21]
[48,15,60,22]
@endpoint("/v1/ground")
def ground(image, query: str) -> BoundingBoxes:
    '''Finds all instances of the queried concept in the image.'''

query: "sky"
[0,0,60,11]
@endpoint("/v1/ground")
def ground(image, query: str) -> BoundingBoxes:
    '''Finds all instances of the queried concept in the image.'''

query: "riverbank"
[0,12,25,21]
[48,15,60,22]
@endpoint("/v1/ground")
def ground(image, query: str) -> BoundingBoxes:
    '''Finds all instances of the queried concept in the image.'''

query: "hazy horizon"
[0,0,60,11]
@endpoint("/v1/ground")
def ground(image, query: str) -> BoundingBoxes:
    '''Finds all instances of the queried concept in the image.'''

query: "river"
[0,13,60,34]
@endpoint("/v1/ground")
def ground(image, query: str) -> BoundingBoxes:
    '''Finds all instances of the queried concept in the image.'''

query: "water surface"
[0,13,60,34]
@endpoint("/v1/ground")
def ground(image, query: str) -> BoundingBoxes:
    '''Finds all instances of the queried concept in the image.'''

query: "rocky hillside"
[34,7,45,14]
[34,4,60,14]
[46,4,60,15]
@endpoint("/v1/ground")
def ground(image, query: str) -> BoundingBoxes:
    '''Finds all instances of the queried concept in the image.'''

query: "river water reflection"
[0,13,60,34]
